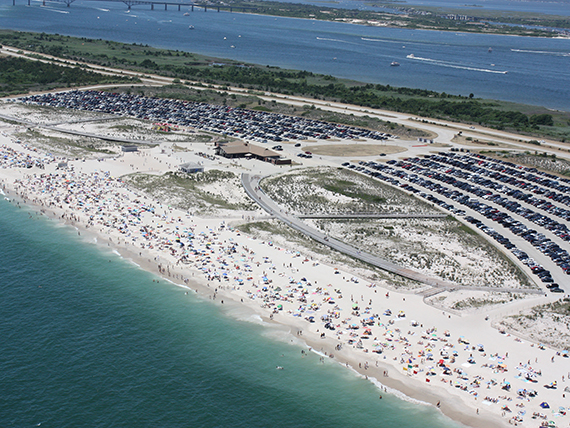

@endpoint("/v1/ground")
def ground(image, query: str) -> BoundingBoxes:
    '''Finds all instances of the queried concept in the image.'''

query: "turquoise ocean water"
[0,199,461,427]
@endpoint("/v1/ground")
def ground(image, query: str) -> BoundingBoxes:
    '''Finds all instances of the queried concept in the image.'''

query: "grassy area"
[500,298,570,349]
[1,30,568,142]
[262,167,435,214]
[478,150,570,177]
[123,170,256,214]
[14,128,117,157]
[261,167,534,289]
[0,55,133,97]
[511,299,570,322]
[451,295,516,310]
[0,30,222,71]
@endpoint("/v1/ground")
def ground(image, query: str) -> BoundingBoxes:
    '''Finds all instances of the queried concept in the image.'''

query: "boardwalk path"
[242,173,542,295]
[0,113,161,146]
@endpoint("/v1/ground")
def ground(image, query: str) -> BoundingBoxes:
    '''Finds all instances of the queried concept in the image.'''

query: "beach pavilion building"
[215,141,291,165]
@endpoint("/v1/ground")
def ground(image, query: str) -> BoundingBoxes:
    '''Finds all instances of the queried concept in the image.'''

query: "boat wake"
[361,37,404,45]
[511,48,570,57]
[41,7,70,14]
[406,54,508,74]
[316,37,359,45]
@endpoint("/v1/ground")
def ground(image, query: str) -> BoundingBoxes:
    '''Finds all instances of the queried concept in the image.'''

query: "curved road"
[242,173,542,294]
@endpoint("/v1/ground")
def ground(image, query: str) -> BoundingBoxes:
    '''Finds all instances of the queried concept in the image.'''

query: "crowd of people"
[1,133,569,428]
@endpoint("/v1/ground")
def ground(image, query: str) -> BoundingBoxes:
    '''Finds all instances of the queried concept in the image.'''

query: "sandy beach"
[1,111,569,428]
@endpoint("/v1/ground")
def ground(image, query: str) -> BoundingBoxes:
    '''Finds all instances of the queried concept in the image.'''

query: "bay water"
[0,0,569,110]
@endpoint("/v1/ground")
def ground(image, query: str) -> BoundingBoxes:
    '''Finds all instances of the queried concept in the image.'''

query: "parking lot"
[21,90,396,144]
[343,152,570,294]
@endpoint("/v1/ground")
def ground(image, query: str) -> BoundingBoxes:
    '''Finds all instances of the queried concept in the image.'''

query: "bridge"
[14,0,257,12]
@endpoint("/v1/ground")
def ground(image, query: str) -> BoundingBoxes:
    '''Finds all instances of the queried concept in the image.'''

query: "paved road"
[242,173,543,295]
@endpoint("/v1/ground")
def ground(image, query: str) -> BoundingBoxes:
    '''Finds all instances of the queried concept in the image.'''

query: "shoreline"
[3,194,506,428]
[1,129,569,428]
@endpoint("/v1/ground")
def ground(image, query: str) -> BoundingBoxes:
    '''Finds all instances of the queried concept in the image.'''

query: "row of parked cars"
[342,156,569,293]
[424,153,570,219]
[21,90,395,143]
[400,155,570,243]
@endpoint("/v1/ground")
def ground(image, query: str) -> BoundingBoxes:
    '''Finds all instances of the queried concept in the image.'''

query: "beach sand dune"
[0,118,568,428]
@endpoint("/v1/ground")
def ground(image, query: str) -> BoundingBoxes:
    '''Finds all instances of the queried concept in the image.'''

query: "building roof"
[219,141,280,158]
[180,162,203,169]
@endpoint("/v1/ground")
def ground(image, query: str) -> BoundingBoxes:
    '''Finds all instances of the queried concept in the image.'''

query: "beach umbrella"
[540,402,550,409]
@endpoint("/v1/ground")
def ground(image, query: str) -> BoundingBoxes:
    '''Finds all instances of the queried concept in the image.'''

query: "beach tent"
[540,402,550,409]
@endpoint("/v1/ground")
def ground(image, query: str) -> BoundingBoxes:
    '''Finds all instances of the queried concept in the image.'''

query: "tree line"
[163,63,554,131]
[0,56,133,96]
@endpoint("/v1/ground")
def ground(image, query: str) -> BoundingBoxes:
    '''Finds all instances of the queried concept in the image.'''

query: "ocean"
[0,0,569,110]
[0,2,564,426]
[0,198,461,427]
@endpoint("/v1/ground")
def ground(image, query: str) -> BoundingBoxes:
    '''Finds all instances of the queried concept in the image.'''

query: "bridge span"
[13,0,256,12]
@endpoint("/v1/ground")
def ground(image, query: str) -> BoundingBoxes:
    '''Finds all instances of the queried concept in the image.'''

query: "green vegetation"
[14,128,116,157]
[451,295,514,310]
[323,182,386,204]
[123,170,255,214]
[0,30,232,71]
[0,30,569,141]
[480,151,570,177]
[518,298,570,321]
[260,167,534,289]
[0,56,133,96]
[262,167,435,215]
[501,298,570,349]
